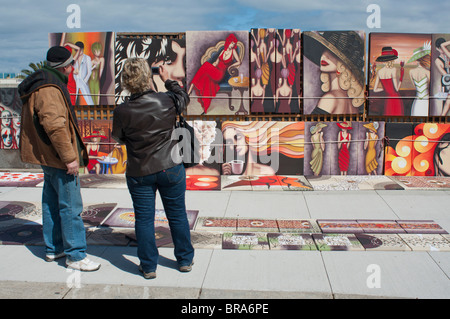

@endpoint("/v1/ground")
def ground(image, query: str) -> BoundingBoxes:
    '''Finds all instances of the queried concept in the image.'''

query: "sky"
[1,0,449,74]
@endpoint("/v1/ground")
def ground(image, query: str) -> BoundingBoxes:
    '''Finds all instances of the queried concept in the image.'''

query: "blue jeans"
[126,164,194,272]
[41,166,86,262]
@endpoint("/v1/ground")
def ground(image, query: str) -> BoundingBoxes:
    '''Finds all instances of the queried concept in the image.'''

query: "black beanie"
[46,46,74,68]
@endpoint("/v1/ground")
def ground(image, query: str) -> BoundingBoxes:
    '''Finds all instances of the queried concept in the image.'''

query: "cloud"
[0,0,448,73]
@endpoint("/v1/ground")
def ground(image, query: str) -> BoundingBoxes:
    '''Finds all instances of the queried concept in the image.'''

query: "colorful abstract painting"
[115,36,186,104]
[384,122,450,176]
[304,121,385,176]
[303,31,365,115]
[430,34,450,116]
[186,31,249,115]
[250,28,301,114]
[368,33,432,116]
[48,32,115,106]
[221,121,304,176]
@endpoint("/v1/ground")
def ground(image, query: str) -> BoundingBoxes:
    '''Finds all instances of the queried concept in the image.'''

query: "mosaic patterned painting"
[307,175,403,191]
[268,233,317,250]
[237,219,279,232]
[250,28,301,114]
[356,220,405,233]
[312,233,364,251]
[186,31,249,115]
[355,233,411,251]
[397,220,448,234]
[317,220,364,233]
[194,217,237,232]
[190,231,223,249]
[390,176,450,189]
[368,33,432,116]
[303,31,365,115]
[399,233,450,251]
[276,219,321,233]
[101,208,198,229]
[115,36,186,104]
[49,31,116,106]
[222,232,269,250]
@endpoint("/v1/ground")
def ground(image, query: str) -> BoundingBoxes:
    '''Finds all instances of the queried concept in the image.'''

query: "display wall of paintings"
[368,33,432,117]
[250,28,302,114]
[114,36,186,104]
[384,122,450,176]
[303,121,385,176]
[1,88,22,149]
[303,31,366,115]
[48,31,116,106]
[186,31,250,115]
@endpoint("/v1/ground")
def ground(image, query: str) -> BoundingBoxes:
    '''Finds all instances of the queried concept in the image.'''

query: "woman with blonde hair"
[112,58,194,279]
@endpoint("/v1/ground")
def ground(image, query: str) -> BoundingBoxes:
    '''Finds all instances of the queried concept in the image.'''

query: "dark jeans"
[126,164,194,272]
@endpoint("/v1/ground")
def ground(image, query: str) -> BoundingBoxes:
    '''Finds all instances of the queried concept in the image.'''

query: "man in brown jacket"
[19,46,100,271]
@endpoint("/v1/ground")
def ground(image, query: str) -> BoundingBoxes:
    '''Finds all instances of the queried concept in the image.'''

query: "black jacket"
[112,80,189,177]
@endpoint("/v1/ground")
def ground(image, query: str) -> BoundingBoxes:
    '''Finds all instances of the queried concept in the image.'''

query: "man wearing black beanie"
[18,46,101,272]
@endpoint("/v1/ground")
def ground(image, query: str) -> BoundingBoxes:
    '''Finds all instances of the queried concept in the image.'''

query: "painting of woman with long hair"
[221,121,304,176]
[303,31,365,115]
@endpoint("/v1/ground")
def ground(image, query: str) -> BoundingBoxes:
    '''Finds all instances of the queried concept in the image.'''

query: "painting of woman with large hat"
[303,31,365,115]
[368,33,431,117]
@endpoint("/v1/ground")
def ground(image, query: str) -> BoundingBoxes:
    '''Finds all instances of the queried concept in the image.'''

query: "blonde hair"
[417,54,431,70]
[320,61,365,108]
[121,58,153,94]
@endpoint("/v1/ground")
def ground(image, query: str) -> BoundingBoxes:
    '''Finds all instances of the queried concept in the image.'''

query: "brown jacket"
[19,68,88,169]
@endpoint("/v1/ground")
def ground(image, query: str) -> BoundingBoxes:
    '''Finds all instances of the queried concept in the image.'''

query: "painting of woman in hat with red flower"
[303,31,365,115]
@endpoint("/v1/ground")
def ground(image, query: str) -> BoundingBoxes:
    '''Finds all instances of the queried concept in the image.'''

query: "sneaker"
[66,257,101,272]
[138,265,156,279]
[45,252,66,262]
[179,261,194,272]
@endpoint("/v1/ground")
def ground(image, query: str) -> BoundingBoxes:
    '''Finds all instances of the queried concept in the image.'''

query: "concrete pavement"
[0,183,450,299]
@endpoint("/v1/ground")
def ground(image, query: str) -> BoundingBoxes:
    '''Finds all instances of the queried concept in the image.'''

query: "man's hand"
[66,160,79,175]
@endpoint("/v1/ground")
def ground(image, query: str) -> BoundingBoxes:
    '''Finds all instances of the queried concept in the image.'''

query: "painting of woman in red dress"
[372,46,405,116]
[337,122,352,175]
[187,33,242,114]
